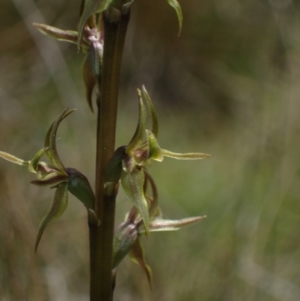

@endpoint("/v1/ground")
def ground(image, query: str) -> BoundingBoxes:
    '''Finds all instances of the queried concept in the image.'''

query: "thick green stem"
[89,10,130,301]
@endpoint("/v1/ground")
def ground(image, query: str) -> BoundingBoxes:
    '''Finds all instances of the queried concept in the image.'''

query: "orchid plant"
[0,0,210,300]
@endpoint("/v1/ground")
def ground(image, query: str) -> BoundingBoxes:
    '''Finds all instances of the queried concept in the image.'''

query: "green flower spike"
[0,108,98,252]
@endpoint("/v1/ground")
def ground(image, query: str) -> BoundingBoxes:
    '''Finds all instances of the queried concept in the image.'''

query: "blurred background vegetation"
[1,0,300,300]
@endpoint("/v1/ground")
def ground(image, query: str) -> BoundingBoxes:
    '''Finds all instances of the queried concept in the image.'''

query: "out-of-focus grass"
[1,0,300,300]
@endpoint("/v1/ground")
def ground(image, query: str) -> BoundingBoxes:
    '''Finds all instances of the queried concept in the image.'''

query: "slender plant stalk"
[89,10,130,301]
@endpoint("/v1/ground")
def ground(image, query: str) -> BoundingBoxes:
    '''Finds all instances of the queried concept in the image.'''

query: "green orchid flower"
[106,86,211,234]
[112,171,206,288]
[33,21,103,112]
[0,108,98,252]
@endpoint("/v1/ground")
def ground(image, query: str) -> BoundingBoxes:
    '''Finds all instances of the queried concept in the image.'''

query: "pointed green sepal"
[112,222,138,269]
[121,168,150,234]
[129,237,152,289]
[127,92,147,155]
[35,182,68,252]
[166,0,183,36]
[141,86,159,137]
[66,167,95,210]
[44,108,76,173]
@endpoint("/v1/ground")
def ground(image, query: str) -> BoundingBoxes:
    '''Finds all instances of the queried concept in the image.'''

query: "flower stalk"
[90,10,130,301]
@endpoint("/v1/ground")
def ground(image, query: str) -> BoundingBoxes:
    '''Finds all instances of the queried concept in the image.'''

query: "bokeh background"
[1,0,300,300]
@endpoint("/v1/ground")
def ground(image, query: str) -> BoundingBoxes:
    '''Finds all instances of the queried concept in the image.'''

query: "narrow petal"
[121,168,150,234]
[35,183,68,252]
[161,149,212,160]
[33,23,79,45]
[148,216,206,232]
[0,151,28,167]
